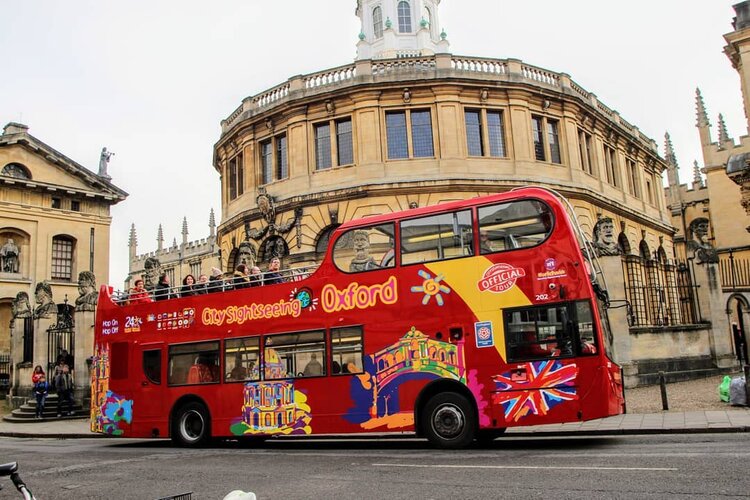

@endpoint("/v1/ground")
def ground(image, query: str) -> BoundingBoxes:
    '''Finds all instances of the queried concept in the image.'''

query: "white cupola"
[355,0,449,60]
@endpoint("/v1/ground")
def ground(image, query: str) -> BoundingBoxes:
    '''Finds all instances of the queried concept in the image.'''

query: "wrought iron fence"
[719,253,750,290]
[0,353,10,390]
[47,304,75,372]
[623,256,700,327]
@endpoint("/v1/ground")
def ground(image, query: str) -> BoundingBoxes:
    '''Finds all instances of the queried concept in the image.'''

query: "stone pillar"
[597,255,637,384]
[693,262,737,369]
[74,309,96,403]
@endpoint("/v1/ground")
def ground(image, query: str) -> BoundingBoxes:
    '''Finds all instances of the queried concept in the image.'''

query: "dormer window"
[373,6,383,38]
[398,1,412,33]
[1,163,31,180]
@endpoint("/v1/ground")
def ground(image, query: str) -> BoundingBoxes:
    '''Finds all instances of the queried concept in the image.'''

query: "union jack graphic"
[492,360,578,422]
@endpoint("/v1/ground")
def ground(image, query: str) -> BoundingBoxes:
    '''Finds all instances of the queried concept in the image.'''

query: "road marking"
[372,463,678,472]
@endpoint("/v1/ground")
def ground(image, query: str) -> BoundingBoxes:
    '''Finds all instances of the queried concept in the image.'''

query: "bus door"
[498,301,601,424]
[136,341,164,422]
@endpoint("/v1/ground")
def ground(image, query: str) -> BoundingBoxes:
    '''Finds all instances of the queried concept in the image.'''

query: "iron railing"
[0,353,10,390]
[719,253,750,290]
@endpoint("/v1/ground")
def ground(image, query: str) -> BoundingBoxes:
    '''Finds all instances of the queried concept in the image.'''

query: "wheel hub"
[432,404,465,439]
[181,410,204,441]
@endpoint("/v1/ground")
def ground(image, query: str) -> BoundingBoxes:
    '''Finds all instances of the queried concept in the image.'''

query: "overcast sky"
[0,0,743,286]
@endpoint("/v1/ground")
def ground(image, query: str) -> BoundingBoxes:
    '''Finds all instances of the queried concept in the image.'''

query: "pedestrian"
[31,365,45,384]
[233,264,250,290]
[208,267,225,293]
[33,374,49,419]
[153,273,173,301]
[129,278,152,304]
[265,257,286,285]
[248,266,263,286]
[195,274,209,295]
[181,274,198,297]
[54,364,74,417]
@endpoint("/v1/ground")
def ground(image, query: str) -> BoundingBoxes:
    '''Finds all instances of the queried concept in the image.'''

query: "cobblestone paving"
[625,372,746,414]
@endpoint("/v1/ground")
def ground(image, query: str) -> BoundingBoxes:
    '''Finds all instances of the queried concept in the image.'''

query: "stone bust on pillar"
[10,291,32,328]
[592,217,621,257]
[687,217,719,264]
[33,281,57,319]
[74,271,98,312]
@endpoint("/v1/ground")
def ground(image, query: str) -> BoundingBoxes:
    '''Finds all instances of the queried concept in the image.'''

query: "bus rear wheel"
[422,392,476,449]
[172,402,211,447]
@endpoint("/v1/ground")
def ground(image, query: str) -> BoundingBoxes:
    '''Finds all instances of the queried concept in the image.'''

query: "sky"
[0,0,744,286]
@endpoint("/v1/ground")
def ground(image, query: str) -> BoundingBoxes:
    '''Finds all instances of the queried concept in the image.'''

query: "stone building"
[0,122,127,397]
[125,210,220,292]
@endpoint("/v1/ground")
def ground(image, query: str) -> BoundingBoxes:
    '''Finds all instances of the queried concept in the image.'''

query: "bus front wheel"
[172,402,211,447]
[422,392,476,449]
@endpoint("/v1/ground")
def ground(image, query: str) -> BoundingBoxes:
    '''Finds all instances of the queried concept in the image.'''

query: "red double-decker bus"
[91,187,624,448]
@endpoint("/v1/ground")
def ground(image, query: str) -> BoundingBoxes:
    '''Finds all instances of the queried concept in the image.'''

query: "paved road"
[1,434,749,499]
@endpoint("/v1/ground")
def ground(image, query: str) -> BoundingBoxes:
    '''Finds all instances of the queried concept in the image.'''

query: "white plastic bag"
[729,376,747,406]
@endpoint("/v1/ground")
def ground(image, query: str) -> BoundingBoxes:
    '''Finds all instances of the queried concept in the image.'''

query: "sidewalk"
[0,409,749,439]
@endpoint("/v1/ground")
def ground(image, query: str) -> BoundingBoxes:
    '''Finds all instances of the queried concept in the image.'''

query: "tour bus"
[91,187,625,448]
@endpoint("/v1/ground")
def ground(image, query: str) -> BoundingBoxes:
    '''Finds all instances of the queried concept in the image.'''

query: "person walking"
[54,364,74,417]
[33,374,49,419]
[31,365,45,384]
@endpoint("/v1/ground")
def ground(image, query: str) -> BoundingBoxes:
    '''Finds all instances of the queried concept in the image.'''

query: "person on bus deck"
[480,231,494,253]
[229,356,248,381]
[207,267,224,293]
[181,274,198,298]
[129,279,152,304]
[233,264,250,290]
[303,353,323,376]
[248,266,263,286]
[188,355,219,384]
[331,361,341,374]
[195,274,209,295]
[518,330,548,358]
[581,339,597,354]
[153,274,174,301]
[264,257,286,285]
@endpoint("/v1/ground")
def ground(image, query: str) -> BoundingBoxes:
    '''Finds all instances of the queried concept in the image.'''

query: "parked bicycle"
[0,462,35,500]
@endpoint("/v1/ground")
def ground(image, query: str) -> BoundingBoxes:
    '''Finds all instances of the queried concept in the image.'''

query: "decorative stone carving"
[247,189,300,263]
[237,237,257,268]
[98,147,114,179]
[11,291,31,327]
[74,271,98,312]
[143,257,162,291]
[592,217,621,257]
[33,281,57,319]
[262,236,288,261]
[687,217,719,264]
[349,230,379,272]
[0,237,20,273]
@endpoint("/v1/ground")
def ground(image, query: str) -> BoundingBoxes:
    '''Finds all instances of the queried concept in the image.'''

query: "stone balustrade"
[303,64,357,90]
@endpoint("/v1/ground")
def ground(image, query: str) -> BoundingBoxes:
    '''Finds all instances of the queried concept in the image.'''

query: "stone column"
[74,309,96,403]
[693,262,737,369]
[597,255,636,384]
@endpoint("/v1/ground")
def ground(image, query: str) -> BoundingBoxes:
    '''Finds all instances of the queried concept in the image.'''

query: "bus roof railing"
[113,264,319,305]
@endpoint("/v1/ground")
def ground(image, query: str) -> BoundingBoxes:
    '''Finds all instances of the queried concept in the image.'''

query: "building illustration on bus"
[91,187,625,448]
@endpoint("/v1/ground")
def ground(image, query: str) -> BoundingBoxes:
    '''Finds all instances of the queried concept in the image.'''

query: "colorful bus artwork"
[91,187,624,448]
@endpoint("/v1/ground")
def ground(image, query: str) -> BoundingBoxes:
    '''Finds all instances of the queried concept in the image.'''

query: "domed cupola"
[355,0,449,60]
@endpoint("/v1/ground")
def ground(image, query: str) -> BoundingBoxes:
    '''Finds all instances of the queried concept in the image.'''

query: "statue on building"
[0,237,20,273]
[75,271,98,312]
[237,239,257,267]
[349,230,379,272]
[10,291,32,328]
[99,147,114,179]
[592,217,621,257]
[33,281,57,319]
[143,257,161,291]
[246,189,301,263]
[687,217,719,264]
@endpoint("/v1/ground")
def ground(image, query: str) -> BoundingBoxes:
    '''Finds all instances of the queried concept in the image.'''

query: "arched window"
[51,235,75,281]
[373,6,383,38]
[398,1,412,33]
[1,163,31,180]
[423,5,432,30]
[315,224,341,255]
[618,233,631,255]
[639,240,651,261]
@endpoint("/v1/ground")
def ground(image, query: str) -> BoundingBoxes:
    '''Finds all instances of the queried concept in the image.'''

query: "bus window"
[168,341,220,385]
[142,350,161,384]
[224,337,260,382]
[331,326,364,375]
[478,199,553,254]
[265,330,325,379]
[333,223,396,273]
[504,301,598,361]
[400,209,473,265]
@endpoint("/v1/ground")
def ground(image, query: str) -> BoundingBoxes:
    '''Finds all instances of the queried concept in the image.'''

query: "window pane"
[575,302,598,356]
[373,6,383,38]
[333,223,395,273]
[51,237,73,281]
[228,157,237,200]
[487,111,506,157]
[465,110,483,156]
[276,135,288,180]
[331,326,364,375]
[547,120,561,164]
[336,119,353,166]
[237,152,244,196]
[168,341,220,385]
[265,331,325,379]
[532,116,545,161]
[398,1,412,32]
[315,123,332,170]
[506,304,573,361]
[71,200,81,212]
[225,337,260,382]
[261,141,273,184]
[143,350,161,384]
[401,210,473,265]
[386,112,408,159]
[411,110,434,157]
[478,199,553,253]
